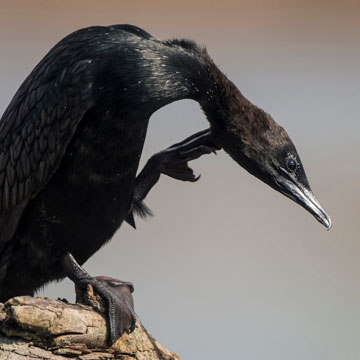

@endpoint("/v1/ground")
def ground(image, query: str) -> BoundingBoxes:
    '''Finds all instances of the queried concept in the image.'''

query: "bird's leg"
[134,128,220,202]
[61,252,136,346]
[125,129,220,227]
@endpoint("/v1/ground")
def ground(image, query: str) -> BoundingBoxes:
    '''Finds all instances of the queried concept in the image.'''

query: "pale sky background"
[0,1,359,359]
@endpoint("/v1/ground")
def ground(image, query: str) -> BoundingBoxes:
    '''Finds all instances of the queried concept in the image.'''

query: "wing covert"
[0,50,95,250]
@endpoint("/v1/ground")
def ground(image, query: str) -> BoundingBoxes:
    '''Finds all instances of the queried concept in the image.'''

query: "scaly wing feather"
[0,40,95,252]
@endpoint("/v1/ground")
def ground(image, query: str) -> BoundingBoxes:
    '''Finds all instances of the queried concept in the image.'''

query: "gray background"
[0,1,359,359]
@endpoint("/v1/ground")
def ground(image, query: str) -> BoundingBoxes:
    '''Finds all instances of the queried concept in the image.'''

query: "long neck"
[194,56,272,148]
[114,40,265,141]
[198,60,245,124]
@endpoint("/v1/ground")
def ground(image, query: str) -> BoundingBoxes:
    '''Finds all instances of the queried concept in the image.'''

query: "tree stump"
[0,286,180,360]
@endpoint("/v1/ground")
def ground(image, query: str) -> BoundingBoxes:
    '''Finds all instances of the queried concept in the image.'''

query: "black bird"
[0,24,331,344]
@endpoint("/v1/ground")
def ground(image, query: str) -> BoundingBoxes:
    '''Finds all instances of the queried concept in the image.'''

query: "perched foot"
[62,253,136,345]
[76,276,136,345]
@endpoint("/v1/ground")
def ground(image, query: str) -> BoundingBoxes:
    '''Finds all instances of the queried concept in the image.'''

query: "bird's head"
[212,102,332,229]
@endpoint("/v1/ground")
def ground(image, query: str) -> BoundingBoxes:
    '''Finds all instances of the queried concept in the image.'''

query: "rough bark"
[0,286,180,360]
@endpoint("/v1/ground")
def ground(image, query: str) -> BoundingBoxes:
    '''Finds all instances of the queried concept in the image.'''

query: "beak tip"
[321,214,332,231]
[325,217,332,231]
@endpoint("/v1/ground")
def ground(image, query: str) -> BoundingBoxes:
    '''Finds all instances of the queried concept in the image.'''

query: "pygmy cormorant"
[0,24,331,344]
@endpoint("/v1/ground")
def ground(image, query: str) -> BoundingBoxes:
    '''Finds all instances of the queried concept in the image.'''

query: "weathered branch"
[0,287,179,359]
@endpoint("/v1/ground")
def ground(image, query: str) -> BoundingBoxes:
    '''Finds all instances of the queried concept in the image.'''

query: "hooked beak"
[273,172,332,230]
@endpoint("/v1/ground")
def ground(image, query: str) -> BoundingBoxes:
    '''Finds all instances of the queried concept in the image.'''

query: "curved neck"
[127,40,260,140]
[194,56,262,146]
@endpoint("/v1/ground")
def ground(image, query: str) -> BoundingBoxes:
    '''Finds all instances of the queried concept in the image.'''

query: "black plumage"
[0,24,331,344]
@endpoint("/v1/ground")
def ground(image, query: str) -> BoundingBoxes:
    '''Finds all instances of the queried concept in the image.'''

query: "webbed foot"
[77,275,136,345]
[151,128,220,182]
[62,253,136,345]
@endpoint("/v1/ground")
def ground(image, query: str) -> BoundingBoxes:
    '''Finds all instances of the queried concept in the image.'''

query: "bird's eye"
[287,158,297,172]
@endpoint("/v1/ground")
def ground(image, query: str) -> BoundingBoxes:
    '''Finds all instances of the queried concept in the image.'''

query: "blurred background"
[0,1,359,359]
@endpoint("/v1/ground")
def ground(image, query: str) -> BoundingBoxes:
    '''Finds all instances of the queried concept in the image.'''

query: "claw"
[132,129,221,205]
[75,275,136,346]
[62,254,136,346]
[154,142,218,183]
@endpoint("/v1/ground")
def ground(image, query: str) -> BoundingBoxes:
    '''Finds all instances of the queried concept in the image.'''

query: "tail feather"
[125,200,153,229]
